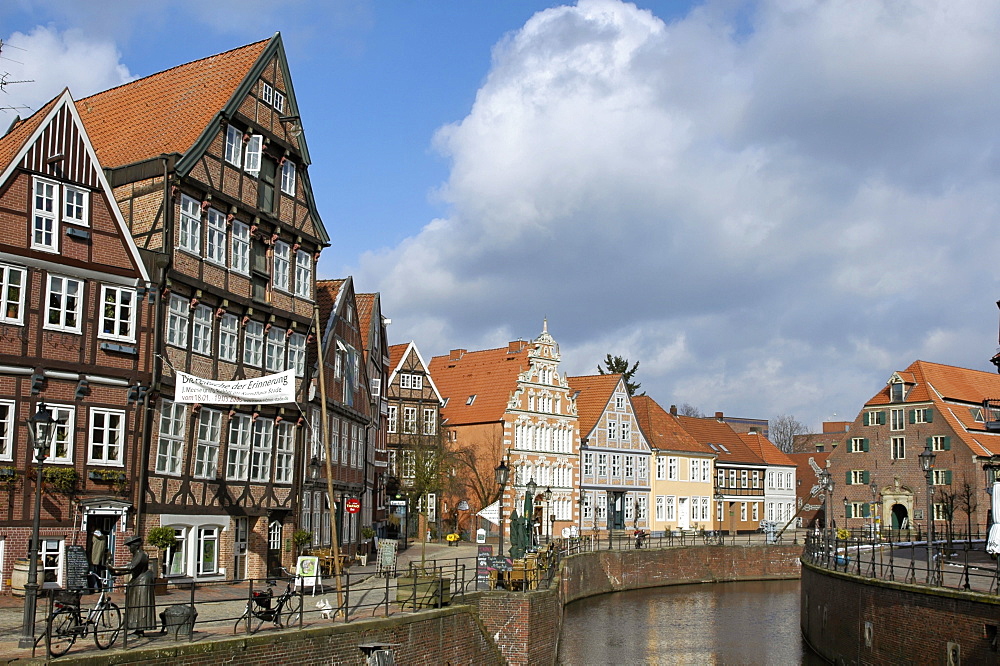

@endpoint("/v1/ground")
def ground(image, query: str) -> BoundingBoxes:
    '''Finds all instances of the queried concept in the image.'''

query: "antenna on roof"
[0,41,34,114]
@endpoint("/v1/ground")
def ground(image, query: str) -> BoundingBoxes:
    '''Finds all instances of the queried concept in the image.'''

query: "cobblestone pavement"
[0,540,482,660]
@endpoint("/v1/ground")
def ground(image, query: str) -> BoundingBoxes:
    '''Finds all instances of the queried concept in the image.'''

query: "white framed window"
[655,496,665,521]
[621,421,631,441]
[607,420,617,441]
[411,375,423,390]
[227,414,251,480]
[156,401,186,475]
[931,435,950,452]
[741,502,748,521]
[194,408,222,479]
[166,294,189,348]
[399,374,411,390]
[98,285,136,342]
[46,405,74,463]
[275,421,294,483]
[0,263,26,325]
[219,313,239,362]
[611,454,621,477]
[933,469,951,486]
[250,418,274,482]
[288,332,306,377]
[88,408,124,465]
[205,209,227,265]
[913,408,929,424]
[668,457,678,481]
[260,81,273,106]
[265,326,285,372]
[273,241,290,291]
[891,436,905,460]
[225,125,243,167]
[281,159,296,195]
[0,400,13,461]
[403,407,417,434]
[294,249,312,298]
[752,470,760,489]
[178,195,201,254]
[244,134,262,176]
[231,221,250,275]
[45,275,82,333]
[387,406,397,434]
[63,185,88,226]
[598,453,608,477]
[583,452,593,476]
[741,470,749,488]
[625,455,634,478]
[751,502,759,522]
[191,304,213,355]
[701,459,711,482]
[656,456,665,480]
[615,395,625,411]
[689,459,699,482]
[273,90,285,112]
[32,177,58,252]
[197,527,219,576]
[400,449,416,479]
[243,321,263,367]
[890,408,905,431]
[166,527,187,577]
[422,408,436,435]
[370,378,381,397]
[666,496,676,521]
[639,456,648,480]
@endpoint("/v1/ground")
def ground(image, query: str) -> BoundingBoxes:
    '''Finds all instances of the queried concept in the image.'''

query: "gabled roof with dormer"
[865,359,1000,458]
[0,89,150,283]
[631,396,714,456]
[675,414,766,466]
[429,342,532,425]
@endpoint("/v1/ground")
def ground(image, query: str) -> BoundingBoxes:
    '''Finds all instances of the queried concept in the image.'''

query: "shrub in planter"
[43,467,77,494]
[292,529,312,556]
[147,526,177,578]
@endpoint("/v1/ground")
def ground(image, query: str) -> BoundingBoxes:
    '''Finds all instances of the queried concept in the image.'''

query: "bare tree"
[448,427,506,512]
[393,429,456,565]
[955,475,979,539]
[937,486,958,557]
[678,403,704,417]
[770,414,807,453]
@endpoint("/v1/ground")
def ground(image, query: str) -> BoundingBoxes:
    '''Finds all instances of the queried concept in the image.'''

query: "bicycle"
[234,567,303,634]
[43,584,123,657]
[702,529,725,546]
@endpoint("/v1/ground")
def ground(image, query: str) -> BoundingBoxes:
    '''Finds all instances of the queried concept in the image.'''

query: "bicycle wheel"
[47,609,77,657]
[94,602,122,650]
[280,594,302,628]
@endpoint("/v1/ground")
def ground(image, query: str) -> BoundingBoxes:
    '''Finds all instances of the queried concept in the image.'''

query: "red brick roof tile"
[567,374,622,435]
[429,343,531,425]
[631,396,713,455]
[675,414,766,465]
[738,432,796,466]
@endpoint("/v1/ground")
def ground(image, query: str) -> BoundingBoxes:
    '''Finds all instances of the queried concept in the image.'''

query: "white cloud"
[1,26,131,115]
[357,0,1000,428]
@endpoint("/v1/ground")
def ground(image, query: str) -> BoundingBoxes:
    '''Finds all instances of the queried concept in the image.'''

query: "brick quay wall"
[16,546,802,666]
[800,560,1000,665]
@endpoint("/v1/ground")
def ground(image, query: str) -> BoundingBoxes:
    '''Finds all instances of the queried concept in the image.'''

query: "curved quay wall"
[800,560,1000,665]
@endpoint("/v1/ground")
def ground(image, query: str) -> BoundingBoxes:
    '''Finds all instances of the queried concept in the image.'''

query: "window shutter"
[863,438,870,452]
[926,436,932,450]
[845,471,852,485]
[862,504,870,518]
[945,470,952,485]
[909,409,916,424]
[846,505,853,519]
[926,409,933,423]
[863,412,870,426]
[943,436,951,451]
[878,411,886,425]
[862,470,870,484]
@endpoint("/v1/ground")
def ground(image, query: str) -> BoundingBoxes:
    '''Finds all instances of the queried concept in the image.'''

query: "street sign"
[477,500,500,526]
[457,499,470,511]
[345,498,361,514]
[389,500,406,506]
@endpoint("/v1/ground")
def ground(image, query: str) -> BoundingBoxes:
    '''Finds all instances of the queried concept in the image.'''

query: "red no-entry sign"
[345,498,361,514]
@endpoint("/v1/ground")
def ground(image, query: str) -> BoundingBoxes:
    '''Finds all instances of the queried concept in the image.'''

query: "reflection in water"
[559,580,826,665]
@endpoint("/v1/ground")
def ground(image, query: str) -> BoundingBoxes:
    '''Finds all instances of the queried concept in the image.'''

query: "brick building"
[0,90,154,587]
[355,293,390,535]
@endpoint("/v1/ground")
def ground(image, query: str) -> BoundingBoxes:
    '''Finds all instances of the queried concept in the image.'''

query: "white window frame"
[412,375,423,390]
[0,263,26,326]
[294,249,312,298]
[281,159,296,195]
[219,313,239,363]
[32,177,58,252]
[47,405,74,464]
[891,436,905,460]
[273,90,285,112]
[701,459,711,482]
[156,401,186,475]
[260,81,273,106]
[890,408,905,431]
[624,455,634,478]
[178,195,201,254]
[227,414,252,481]
[667,457,678,481]
[244,321,264,367]
[225,125,243,167]
[387,406,397,434]
[205,208,227,265]
[666,496,676,521]
[655,496,665,522]
[422,408,436,435]
[0,400,13,461]
[99,285,136,342]
[244,134,262,176]
[690,459,699,482]
[607,420,617,441]
[275,421,294,484]
[598,454,608,477]
[88,408,124,466]
[166,294,189,348]
[44,275,83,333]
[63,185,89,226]
[250,418,274,482]
[194,408,222,479]
[231,221,250,275]
[403,407,417,434]
[166,527,188,577]
[273,241,290,292]
[191,304,213,356]
[41,539,64,589]
[583,452,594,476]
[265,326,285,372]
[197,527,220,576]
[399,374,411,390]
[656,456,665,480]
[621,420,631,441]
[288,332,306,377]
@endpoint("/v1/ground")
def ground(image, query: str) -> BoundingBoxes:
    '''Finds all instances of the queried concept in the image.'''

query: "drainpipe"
[136,154,173,538]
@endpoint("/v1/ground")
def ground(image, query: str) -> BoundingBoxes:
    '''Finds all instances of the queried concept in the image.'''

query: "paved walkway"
[0,540,483,661]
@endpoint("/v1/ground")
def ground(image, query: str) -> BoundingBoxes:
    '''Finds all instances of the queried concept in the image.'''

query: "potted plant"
[146,526,177,589]
[292,529,313,556]
[43,467,78,494]
[359,526,376,566]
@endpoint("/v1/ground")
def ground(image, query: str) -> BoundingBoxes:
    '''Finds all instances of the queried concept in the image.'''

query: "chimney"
[508,340,525,353]
[715,411,724,421]
[669,404,677,416]
[450,349,466,361]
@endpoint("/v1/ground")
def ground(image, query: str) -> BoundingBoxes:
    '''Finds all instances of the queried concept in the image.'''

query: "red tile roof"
[355,293,375,353]
[0,93,61,168]
[738,432,796,467]
[316,279,345,326]
[631,395,713,455]
[388,343,409,372]
[567,374,622,436]
[75,39,270,168]
[675,414,765,465]
[429,343,531,425]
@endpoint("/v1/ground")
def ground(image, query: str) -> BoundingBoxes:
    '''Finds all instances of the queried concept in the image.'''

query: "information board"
[295,555,320,595]
[64,545,89,591]
[475,545,493,589]
[376,539,397,576]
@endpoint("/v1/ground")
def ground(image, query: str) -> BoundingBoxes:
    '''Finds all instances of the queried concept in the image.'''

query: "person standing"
[111,535,156,636]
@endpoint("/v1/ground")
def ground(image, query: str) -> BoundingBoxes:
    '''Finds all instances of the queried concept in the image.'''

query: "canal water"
[558,580,827,665]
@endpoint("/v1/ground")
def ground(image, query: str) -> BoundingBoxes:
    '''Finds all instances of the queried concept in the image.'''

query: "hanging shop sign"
[174,369,296,405]
[345,498,361,514]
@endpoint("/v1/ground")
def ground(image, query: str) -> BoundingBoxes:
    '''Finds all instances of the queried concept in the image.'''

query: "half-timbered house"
[356,293,390,535]
[76,34,329,578]
[0,90,153,588]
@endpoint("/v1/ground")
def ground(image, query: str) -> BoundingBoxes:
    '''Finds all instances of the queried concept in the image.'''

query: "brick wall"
[801,561,1000,664]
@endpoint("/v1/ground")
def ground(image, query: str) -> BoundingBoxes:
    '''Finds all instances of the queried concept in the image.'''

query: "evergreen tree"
[598,354,643,396]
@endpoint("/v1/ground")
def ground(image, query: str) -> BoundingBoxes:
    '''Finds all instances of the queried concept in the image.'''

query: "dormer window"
[890,381,905,402]
[261,81,273,106]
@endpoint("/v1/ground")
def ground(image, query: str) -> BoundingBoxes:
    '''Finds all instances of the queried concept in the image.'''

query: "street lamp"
[494,458,510,559]
[869,481,879,540]
[525,478,537,549]
[543,487,553,543]
[919,441,937,584]
[818,467,832,568]
[19,403,58,649]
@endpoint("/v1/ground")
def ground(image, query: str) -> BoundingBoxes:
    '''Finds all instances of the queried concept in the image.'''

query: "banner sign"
[174,369,296,405]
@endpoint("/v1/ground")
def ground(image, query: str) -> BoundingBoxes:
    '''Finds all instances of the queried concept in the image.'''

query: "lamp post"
[919,441,937,584]
[818,467,832,568]
[19,403,58,649]
[543,487,553,543]
[869,481,879,541]
[494,459,510,559]
[525,478,537,549]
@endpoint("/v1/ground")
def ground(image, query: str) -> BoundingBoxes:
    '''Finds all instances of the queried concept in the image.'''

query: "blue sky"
[5,1,1000,431]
